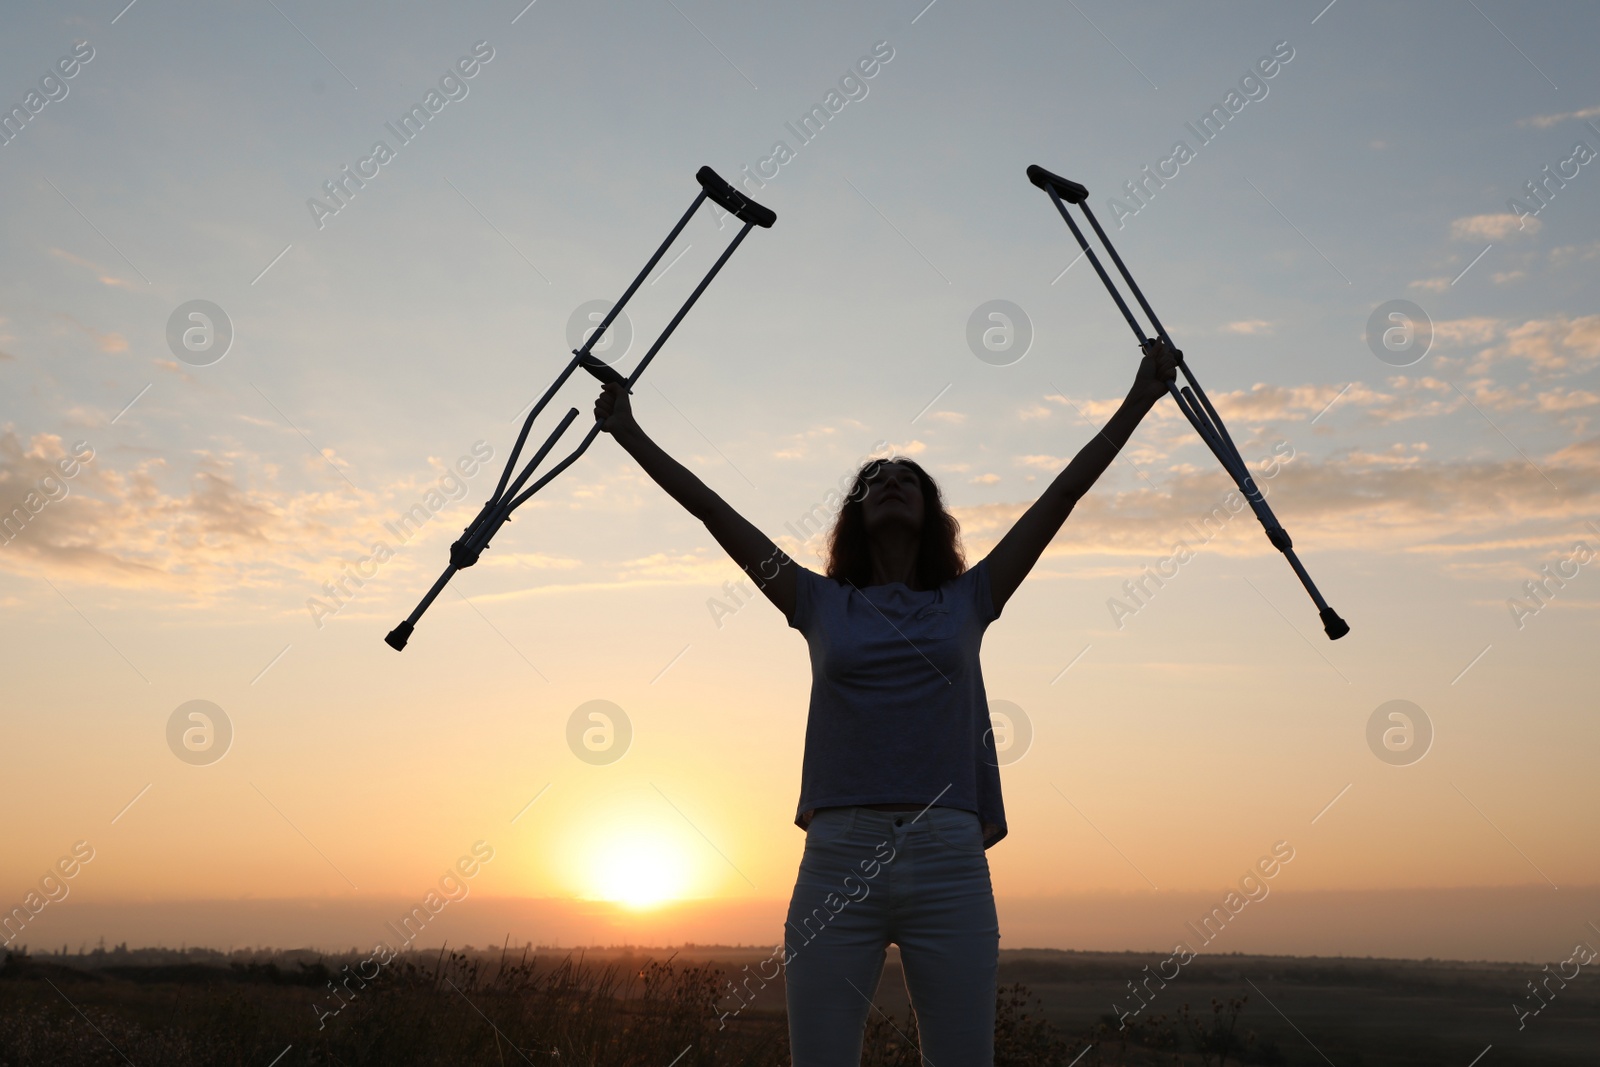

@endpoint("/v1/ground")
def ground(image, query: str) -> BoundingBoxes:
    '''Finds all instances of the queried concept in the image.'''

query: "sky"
[2,0,1598,964]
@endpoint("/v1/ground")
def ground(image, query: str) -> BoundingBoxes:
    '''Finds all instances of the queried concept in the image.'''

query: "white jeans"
[783,805,1000,1065]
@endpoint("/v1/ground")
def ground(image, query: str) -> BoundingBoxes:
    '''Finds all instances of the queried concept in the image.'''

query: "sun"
[588,832,692,909]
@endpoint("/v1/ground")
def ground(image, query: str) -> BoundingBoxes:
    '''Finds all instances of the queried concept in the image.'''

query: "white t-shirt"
[787,557,1007,849]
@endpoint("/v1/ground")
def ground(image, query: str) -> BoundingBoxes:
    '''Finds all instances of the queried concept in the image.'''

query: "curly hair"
[823,457,966,591]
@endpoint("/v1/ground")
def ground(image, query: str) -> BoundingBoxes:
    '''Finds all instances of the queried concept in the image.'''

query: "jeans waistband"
[812,804,975,836]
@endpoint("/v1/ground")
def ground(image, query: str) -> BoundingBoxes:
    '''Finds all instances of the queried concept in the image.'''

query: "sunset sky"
[3,0,1598,963]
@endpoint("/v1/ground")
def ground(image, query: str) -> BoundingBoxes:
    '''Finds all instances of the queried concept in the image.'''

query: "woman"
[594,337,1177,1063]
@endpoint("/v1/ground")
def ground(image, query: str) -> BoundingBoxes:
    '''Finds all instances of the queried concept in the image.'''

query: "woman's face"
[859,461,924,537]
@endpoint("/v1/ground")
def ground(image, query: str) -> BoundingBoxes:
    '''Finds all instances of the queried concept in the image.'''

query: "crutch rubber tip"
[1320,608,1350,641]
[385,621,414,651]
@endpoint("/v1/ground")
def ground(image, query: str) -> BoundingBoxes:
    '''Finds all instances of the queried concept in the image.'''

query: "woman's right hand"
[595,381,638,438]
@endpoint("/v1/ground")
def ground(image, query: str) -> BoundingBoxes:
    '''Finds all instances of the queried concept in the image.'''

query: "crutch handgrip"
[1026,164,1089,204]
[576,350,629,389]
[697,166,777,228]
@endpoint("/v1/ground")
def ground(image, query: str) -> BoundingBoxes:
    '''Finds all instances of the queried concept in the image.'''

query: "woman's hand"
[1131,336,1180,405]
[595,381,639,438]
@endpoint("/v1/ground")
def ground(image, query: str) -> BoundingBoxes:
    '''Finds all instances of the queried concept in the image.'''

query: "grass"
[11,943,1592,1065]
[0,944,1299,1066]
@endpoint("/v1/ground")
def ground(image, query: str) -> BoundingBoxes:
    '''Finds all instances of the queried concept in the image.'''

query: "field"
[2,943,1595,1065]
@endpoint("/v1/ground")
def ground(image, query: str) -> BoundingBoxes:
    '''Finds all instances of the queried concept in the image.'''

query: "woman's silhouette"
[594,337,1177,1064]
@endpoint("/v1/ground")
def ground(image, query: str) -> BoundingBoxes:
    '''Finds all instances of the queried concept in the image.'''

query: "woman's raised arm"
[596,382,798,620]
[983,339,1178,616]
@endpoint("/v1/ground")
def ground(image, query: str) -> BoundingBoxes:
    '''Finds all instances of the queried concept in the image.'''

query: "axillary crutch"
[1026,164,1349,640]
[385,166,776,651]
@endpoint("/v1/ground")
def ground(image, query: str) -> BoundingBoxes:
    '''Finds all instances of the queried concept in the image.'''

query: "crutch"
[1026,164,1349,640]
[385,166,776,650]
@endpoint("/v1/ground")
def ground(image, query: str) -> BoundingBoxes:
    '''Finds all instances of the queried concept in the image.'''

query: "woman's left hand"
[1132,336,1180,404]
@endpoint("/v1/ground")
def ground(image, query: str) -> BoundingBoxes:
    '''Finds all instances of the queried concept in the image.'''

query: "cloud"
[49,248,140,290]
[1471,315,1600,373]
[1549,242,1600,267]
[1205,382,1356,422]
[1042,392,1123,424]
[1537,389,1600,412]
[1410,276,1452,292]
[1431,317,1504,348]
[1223,320,1273,335]
[87,325,129,354]
[53,313,130,355]
[969,473,1001,485]
[772,423,841,461]
[1517,104,1600,129]
[1492,270,1525,285]
[1450,214,1540,240]
[0,431,514,607]
[948,442,1600,563]
[476,550,582,572]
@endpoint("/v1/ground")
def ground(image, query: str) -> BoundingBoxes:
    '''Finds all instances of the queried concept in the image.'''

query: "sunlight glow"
[588,832,692,909]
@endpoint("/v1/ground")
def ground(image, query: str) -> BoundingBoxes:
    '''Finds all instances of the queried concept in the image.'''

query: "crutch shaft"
[385,565,458,650]
[1028,162,1348,639]
[1045,187,1147,344]
[386,166,775,650]
[492,191,711,505]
